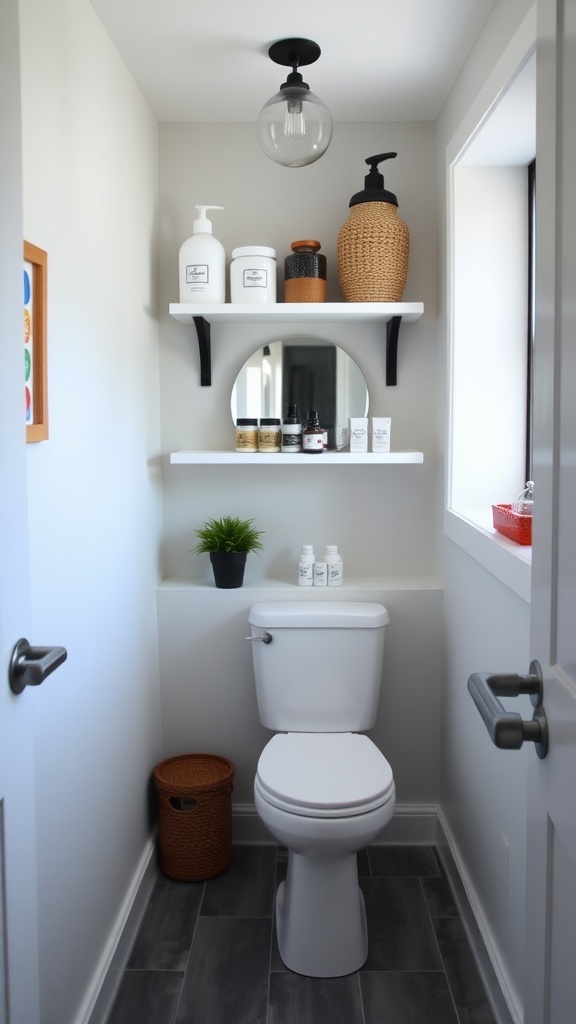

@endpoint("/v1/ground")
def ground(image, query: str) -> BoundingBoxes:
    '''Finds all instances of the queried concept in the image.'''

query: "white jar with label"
[230,246,277,303]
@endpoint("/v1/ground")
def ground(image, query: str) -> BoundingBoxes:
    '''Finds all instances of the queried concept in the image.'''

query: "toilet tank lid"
[248,601,389,629]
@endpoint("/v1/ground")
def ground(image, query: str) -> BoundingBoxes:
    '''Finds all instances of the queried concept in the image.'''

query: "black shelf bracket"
[386,315,402,386]
[193,316,212,386]
[191,312,404,387]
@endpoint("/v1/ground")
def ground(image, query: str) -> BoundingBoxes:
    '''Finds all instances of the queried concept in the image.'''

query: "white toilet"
[248,601,395,977]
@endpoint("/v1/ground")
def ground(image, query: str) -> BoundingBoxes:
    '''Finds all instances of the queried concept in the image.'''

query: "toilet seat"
[256,733,394,818]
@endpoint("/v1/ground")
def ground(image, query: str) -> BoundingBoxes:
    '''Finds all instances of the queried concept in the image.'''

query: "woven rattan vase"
[337,200,410,303]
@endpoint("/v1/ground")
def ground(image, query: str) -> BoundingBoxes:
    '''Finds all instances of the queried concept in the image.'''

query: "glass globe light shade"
[257,84,333,168]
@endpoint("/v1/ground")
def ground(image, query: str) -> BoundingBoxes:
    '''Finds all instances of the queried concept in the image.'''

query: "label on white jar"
[243,268,268,288]
[258,428,281,452]
[235,429,258,452]
[230,248,277,303]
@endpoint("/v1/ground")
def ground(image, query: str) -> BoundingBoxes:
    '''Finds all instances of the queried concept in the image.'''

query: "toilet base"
[275,850,367,977]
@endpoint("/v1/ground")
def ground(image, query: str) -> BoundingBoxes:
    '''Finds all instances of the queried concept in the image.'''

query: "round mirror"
[231,338,369,450]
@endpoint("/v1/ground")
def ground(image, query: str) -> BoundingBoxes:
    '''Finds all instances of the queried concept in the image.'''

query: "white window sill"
[444,509,531,603]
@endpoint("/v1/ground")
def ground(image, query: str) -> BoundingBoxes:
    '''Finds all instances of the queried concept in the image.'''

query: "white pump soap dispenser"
[179,205,226,303]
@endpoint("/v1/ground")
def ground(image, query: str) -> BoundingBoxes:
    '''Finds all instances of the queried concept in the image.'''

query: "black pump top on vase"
[349,153,399,207]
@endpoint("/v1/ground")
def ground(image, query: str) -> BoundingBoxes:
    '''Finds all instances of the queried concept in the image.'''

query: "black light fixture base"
[268,38,321,68]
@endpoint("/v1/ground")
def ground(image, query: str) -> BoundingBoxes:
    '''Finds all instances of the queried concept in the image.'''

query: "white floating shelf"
[170,450,424,465]
[168,301,424,325]
[168,301,424,386]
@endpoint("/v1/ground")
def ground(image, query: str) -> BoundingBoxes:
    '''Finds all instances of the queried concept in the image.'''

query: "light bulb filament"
[284,97,305,138]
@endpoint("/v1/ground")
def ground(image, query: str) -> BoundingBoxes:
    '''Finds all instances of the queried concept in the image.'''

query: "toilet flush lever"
[245,631,273,645]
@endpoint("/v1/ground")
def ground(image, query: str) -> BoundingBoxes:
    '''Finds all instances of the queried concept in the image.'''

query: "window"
[444,51,535,599]
[447,54,536,534]
[525,159,535,482]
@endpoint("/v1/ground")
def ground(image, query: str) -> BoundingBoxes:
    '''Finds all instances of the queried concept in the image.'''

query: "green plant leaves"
[193,516,264,554]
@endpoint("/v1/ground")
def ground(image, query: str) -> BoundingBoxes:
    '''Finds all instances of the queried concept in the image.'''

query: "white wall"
[436,3,535,1020]
[18,1,163,1021]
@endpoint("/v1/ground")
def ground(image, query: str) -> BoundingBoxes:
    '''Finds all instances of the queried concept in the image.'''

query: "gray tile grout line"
[356,969,367,1024]
[419,857,463,1024]
[171,878,206,1024]
[265,849,279,1024]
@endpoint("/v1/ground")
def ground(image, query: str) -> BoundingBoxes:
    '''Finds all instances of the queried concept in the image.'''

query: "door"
[0,2,41,1021]
[524,0,576,1021]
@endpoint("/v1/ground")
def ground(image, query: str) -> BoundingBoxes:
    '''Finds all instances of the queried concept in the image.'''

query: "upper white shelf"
[170,450,424,465]
[168,301,424,325]
[168,301,424,387]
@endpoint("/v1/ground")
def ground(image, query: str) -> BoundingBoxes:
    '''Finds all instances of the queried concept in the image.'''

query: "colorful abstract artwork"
[23,241,48,442]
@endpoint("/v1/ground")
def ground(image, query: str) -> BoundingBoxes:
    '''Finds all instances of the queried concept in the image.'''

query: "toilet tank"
[248,601,389,732]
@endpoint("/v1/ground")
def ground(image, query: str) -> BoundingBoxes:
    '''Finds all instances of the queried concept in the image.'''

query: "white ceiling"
[89,0,497,123]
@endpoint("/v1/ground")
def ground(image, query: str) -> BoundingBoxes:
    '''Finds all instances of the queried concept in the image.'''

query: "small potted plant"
[193,515,265,589]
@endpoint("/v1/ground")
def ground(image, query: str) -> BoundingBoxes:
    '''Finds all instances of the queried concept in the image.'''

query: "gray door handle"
[9,638,67,695]
[467,660,548,758]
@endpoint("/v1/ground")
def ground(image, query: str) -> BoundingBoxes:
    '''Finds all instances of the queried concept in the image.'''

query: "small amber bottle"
[302,410,325,454]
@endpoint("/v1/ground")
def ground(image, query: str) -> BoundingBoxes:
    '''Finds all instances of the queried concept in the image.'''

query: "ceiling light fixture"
[257,38,333,168]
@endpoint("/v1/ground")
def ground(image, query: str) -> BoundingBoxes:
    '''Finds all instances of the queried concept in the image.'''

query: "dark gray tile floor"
[105,844,497,1024]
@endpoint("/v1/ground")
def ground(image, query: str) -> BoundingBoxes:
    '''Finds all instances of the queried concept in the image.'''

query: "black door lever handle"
[467,660,548,759]
[9,638,67,695]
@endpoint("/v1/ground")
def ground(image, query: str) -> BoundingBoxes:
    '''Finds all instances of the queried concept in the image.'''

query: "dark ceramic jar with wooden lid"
[284,240,327,302]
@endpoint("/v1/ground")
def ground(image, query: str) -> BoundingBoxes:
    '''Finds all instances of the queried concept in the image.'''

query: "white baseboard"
[436,811,520,1024]
[82,835,158,1024]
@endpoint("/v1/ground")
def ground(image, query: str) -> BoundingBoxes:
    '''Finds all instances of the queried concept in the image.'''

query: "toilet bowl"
[248,601,394,977]
[254,732,395,976]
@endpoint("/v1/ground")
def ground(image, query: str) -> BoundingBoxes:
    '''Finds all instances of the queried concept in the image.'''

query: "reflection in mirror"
[231,338,369,450]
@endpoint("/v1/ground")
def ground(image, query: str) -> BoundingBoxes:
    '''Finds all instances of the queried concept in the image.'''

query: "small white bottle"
[281,404,302,454]
[325,545,343,587]
[179,205,225,303]
[313,561,327,587]
[298,545,315,587]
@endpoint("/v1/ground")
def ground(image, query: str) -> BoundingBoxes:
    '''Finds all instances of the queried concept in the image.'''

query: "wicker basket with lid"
[154,753,235,881]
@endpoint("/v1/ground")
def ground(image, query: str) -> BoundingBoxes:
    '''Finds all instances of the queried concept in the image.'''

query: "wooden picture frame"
[24,241,48,442]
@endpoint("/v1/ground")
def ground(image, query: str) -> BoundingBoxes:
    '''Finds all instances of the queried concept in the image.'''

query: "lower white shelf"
[170,450,424,465]
[158,576,442,592]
